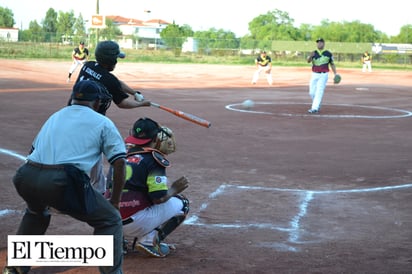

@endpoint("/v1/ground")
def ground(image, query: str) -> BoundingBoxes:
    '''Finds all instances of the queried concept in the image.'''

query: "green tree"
[391,24,412,43]
[20,20,44,42]
[194,28,239,50]
[311,20,382,43]
[0,6,14,27]
[73,13,87,42]
[98,18,122,40]
[161,23,193,55]
[247,9,298,50]
[57,10,76,43]
[42,8,58,42]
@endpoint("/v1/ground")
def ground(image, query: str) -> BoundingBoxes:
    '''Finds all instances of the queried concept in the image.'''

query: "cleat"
[307,109,319,114]
[136,243,170,258]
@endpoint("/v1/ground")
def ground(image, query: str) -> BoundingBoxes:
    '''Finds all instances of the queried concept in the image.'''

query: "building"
[0,28,18,42]
[106,15,170,49]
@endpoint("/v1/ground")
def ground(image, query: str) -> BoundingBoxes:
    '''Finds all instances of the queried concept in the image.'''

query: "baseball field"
[1,59,412,273]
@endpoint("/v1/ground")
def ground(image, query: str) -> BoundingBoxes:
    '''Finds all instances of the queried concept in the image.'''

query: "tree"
[194,28,239,50]
[247,9,298,50]
[20,20,44,42]
[73,13,87,42]
[161,23,193,55]
[0,7,15,28]
[311,20,382,43]
[57,10,76,43]
[98,18,122,40]
[392,24,412,43]
[42,8,58,42]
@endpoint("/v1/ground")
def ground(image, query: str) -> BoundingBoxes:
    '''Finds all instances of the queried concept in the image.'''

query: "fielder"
[362,51,372,72]
[67,41,89,83]
[105,117,190,258]
[252,51,273,85]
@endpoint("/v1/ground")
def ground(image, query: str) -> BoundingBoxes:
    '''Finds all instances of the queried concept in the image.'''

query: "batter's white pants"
[69,59,86,74]
[90,155,107,194]
[252,66,273,85]
[309,72,329,111]
[122,197,185,245]
[362,61,372,72]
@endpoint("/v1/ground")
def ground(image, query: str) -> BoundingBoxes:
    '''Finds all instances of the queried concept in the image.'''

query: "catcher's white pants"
[309,72,329,111]
[69,59,86,74]
[252,66,273,85]
[362,61,372,72]
[122,197,184,245]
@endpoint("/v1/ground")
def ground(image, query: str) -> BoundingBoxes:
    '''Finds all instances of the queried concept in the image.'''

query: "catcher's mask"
[72,80,112,115]
[125,117,176,154]
[95,40,125,68]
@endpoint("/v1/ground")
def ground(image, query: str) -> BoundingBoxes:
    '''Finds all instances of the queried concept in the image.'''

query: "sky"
[0,0,410,37]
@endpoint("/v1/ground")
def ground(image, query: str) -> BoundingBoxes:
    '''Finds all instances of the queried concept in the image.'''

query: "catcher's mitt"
[333,74,342,84]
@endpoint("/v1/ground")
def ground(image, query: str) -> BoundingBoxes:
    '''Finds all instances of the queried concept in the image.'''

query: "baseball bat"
[150,102,211,128]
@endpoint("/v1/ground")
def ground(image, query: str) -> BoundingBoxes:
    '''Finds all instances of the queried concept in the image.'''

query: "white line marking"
[225,103,412,119]
[186,183,412,251]
[0,148,26,161]
[0,209,20,217]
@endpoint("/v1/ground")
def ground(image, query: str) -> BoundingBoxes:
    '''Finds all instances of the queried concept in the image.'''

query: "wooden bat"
[150,102,211,128]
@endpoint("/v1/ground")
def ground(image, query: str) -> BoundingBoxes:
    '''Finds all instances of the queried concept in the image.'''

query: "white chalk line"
[185,183,412,252]
[225,102,412,119]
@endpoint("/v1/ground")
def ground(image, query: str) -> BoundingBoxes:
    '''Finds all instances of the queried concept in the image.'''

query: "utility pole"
[96,0,100,45]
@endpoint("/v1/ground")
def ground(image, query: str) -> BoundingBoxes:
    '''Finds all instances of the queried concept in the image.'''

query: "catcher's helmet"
[95,40,125,66]
[125,117,161,145]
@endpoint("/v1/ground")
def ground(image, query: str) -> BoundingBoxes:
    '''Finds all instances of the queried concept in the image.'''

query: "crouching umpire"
[3,80,127,274]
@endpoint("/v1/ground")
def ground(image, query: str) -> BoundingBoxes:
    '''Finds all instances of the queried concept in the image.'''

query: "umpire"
[4,80,127,274]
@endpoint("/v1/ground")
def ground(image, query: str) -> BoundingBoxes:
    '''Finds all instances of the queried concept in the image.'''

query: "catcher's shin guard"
[156,195,189,241]
[17,208,51,235]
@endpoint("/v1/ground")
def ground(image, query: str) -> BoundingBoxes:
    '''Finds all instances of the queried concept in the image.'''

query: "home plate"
[355,87,369,91]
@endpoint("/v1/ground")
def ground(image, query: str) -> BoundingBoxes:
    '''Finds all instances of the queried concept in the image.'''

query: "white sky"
[0,0,410,37]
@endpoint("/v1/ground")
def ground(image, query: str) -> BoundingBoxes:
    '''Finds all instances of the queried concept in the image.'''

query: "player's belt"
[313,71,327,73]
[122,217,133,225]
[27,160,65,169]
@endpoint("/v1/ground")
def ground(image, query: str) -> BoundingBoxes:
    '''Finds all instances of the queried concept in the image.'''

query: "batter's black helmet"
[95,40,125,66]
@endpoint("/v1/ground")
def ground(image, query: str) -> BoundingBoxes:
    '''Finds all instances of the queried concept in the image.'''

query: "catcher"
[105,117,190,258]
[67,41,89,83]
[251,51,273,86]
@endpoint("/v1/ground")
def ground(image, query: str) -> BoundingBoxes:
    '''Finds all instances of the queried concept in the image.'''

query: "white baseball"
[242,99,255,108]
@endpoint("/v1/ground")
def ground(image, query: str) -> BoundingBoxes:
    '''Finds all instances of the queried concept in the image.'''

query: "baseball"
[242,99,255,109]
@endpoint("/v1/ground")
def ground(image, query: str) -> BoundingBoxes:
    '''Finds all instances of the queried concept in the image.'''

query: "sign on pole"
[91,15,106,29]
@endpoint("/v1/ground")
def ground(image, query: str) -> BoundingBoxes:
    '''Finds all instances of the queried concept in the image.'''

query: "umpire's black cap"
[316,38,325,43]
[72,80,111,101]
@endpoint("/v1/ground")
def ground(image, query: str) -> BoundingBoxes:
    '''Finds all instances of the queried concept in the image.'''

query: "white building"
[0,28,18,42]
[106,15,169,49]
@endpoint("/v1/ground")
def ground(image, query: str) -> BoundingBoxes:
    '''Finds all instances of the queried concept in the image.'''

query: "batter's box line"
[184,183,412,248]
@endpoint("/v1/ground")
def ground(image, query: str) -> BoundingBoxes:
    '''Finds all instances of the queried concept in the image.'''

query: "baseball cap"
[316,38,325,43]
[95,40,126,66]
[72,80,103,101]
[80,41,85,45]
[125,117,160,145]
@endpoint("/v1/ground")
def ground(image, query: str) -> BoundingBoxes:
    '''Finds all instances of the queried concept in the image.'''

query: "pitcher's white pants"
[309,72,328,111]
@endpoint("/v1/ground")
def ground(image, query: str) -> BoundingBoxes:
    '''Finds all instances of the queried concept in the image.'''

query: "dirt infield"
[1,59,412,273]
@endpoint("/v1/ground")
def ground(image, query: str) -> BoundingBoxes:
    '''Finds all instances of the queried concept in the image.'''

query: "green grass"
[0,42,411,70]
